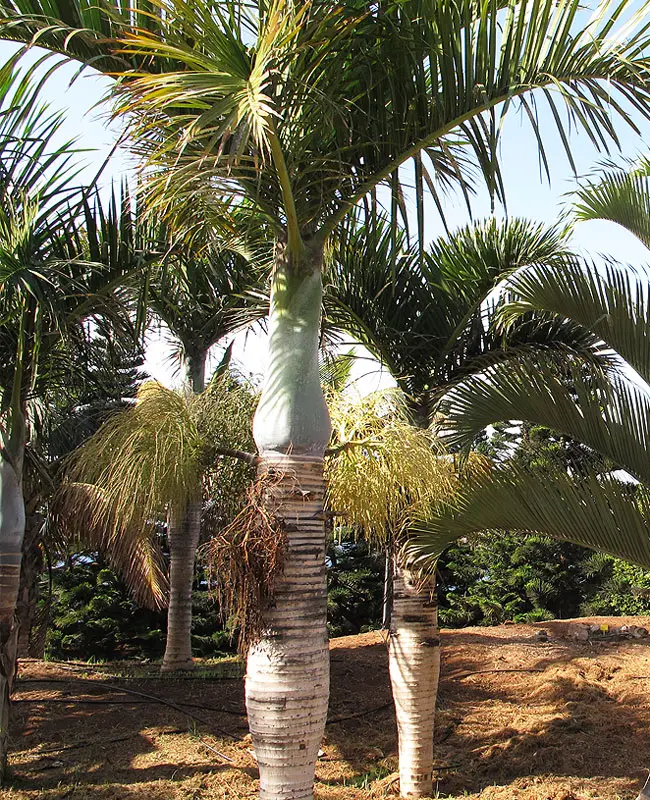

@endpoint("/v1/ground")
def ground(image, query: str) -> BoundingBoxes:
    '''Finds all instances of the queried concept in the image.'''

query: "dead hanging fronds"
[205,469,290,653]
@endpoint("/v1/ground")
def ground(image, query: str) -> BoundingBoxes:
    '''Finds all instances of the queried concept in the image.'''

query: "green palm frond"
[439,358,650,484]
[495,258,650,386]
[326,213,600,405]
[5,0,650,254]
[571,158,650,250]
[407,468,650,571]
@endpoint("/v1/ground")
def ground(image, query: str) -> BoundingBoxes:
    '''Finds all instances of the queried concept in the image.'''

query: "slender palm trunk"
[0,453,26,782]
[161,498,202,672]
[248,242,331,800]
[389,561,440,798]
[160,348,206,673]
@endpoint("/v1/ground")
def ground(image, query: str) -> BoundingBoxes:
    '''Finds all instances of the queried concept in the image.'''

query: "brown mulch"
[3,617,650,799]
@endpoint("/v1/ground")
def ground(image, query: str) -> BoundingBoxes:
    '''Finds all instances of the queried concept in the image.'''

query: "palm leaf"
[407,468,650,571]
[571,157,650,250]
[495,257,650,386]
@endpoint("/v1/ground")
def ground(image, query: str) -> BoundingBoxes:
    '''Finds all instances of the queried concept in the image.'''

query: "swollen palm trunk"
[389,562,440,798]
[161,499,202,672]
[248,246,331,800]
[0,455,26,781]
[246,454,329,800]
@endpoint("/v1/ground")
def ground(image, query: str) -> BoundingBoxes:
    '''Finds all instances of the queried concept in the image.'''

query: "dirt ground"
[3,617,650,799]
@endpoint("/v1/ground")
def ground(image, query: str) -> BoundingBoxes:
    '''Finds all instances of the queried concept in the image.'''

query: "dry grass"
[6,618,650,799]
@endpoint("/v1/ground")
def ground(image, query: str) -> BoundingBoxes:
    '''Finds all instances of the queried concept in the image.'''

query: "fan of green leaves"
[6,0,650,255]
[409,254,650,573]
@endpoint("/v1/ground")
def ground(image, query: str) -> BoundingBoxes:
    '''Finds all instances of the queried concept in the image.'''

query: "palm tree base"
[389,564,440,799]
[245,453,329,800]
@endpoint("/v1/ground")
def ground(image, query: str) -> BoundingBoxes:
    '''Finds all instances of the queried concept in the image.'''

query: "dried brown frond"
[205,470,288,653]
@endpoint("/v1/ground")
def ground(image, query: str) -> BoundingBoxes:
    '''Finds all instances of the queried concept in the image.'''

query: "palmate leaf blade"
[407,469,650,571]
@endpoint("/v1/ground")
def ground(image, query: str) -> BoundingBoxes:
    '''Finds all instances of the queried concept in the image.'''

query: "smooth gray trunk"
[389,562,440,798]
[161,499,202,672]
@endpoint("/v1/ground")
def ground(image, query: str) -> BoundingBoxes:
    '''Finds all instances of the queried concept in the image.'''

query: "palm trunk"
[161,498,202,672]
[248,242,331,800]
[389,561,440,798]
[0,453,26,782]
[160,347,207,673]
[16,510,43,658]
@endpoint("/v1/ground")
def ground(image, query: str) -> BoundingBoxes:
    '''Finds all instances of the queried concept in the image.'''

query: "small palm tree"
[326,213,604,796]
[61,377,256,669]
[406,257,650,799]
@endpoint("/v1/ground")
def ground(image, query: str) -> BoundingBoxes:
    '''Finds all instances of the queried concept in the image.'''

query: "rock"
[572,626,590,641]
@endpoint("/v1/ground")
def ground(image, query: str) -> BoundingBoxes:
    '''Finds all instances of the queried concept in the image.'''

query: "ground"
[4,617,650,799]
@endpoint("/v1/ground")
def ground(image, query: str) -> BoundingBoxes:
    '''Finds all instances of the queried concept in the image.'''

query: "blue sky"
[3,38,650,388]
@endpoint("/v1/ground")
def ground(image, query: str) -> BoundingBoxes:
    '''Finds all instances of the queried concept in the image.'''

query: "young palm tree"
[325,213,608,796]
[404,256,650,799]
[6,1,650,796]
[61,376,256,668]
[146,241,263,672]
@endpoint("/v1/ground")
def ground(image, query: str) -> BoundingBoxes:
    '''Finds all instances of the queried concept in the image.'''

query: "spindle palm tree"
[325,213,607,796]
[406,257,650,799]
[146,238,264,672]
[5,1,650,796]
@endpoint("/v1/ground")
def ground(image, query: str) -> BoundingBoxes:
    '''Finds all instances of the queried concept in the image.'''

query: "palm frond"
[571,157,650,250]
[495,257,650,386]
[408,468,650,571]
[439,357,650,484]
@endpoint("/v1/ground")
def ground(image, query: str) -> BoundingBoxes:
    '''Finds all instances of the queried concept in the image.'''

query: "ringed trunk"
[0,453,26,782]
[248,241,331,800]
[161,498,202,672]
[389,561,440,798]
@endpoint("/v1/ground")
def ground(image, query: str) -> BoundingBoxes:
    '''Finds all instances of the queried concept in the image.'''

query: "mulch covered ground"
[3,617,650,799]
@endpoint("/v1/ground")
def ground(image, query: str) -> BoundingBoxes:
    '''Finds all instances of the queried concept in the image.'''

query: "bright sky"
[4,35,650,392]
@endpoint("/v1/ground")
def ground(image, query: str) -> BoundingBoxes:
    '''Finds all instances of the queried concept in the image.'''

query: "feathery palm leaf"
[571,157,650,250]
[408,469,650,571]
[495,258,650,386]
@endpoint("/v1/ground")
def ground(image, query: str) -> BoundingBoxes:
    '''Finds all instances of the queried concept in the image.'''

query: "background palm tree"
[145,232,263,672]
[5,1,650,796]
[0,58,148,779]
[325,212,609,796]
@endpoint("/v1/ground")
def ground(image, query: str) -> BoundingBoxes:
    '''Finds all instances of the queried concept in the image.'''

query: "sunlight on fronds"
[408,467,650,572]
[205,470,287,652]
[52,482,168,609]
[325,389,458,544]
[65,380,204,537]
